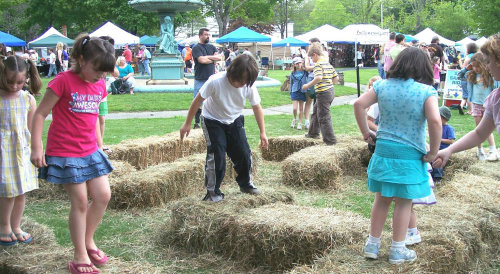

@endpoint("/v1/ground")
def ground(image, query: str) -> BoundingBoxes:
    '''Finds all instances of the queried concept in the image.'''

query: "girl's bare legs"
[392,198,413,242]
[0,198,16,242]
[474,115,495,149]
[85,175,111,261]
[408,206,417,229]
[298,101,304,125]
[304,96,312,122]
[369,193,392,238]
[11,195,30,241]
[292,100,298,119]
[63,183,98,274]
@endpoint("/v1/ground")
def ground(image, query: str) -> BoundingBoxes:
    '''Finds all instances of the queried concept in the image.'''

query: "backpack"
[110,79,129,95]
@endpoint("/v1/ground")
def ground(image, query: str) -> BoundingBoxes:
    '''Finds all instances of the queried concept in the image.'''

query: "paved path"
[47,82,366,120]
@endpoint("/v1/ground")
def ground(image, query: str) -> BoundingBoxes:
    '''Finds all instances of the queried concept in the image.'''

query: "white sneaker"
[290,119,297,128]
[486,151,499,162]
[405,231,422,246]
[297,123,302,130]
[477,150,486,161]
[304,120,310,130]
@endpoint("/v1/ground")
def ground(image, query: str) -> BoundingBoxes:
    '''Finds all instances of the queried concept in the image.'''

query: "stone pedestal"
[150,54,184,80]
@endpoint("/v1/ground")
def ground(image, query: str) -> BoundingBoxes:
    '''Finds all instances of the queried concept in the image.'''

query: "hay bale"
[260,135,322,161]
[109,153,206,209]
[441,149,477,178]
[109,160,136,179]
[281,136,368,189]
[224,151,260,182]
[167,194,371,272]
[109,129,206,170]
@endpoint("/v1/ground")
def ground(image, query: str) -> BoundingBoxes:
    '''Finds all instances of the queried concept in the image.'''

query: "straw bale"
[108,129,206,170]
[109,160,136,179]
[260,135,323,161]
[467,161,500,180]
[441,149,477,178]
[224,151,260,182]
[281,136,368,189]
[109,153,207,209]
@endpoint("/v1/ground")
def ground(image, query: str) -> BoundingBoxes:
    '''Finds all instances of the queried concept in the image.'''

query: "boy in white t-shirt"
[180,54,269,202]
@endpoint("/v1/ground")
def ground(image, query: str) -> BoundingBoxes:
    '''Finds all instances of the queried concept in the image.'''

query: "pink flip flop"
[68,262,99,274]
[87,248,108,266]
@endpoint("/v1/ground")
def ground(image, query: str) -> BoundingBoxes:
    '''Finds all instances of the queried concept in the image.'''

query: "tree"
[462,0,500,37]
[342,0,379,24]
[272,0,304,38]
[202,0,255,36]
[307,0,352,29]
[426,1,472,40]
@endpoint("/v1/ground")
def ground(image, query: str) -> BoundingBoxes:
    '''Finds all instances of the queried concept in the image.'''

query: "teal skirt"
[367,139,430,199]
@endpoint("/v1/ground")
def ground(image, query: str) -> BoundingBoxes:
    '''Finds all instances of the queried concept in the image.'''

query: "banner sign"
[443,69,463,101]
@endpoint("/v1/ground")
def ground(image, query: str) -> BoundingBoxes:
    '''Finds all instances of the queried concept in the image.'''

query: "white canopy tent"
[332,24,389,44]
[476,37,488,47]
[456,37,475,46]
[90,21,139,48]
[414,28,455,46]
[29,27,67,44]
[295,24,341,43]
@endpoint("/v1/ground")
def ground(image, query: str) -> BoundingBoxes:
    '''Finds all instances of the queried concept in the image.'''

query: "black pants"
[201,115,253,198]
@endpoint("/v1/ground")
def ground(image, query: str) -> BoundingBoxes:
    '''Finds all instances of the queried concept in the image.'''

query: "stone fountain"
[128,0,204,82]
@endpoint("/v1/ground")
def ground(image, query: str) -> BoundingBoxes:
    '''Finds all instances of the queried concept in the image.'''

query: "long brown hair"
[467,52,493,88]
[386,47,434,85]
[0,55,41,95]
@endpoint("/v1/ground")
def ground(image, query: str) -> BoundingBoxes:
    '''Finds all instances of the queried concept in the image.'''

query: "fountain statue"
[128,0,204,82]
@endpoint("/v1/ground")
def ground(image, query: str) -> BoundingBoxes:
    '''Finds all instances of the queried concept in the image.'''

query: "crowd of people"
[0,27,499,274]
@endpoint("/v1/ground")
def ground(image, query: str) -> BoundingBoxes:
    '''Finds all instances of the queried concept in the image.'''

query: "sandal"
[87,248,108,266]
[102,147,113,154]
[68,262,99,274]
[15,231,32,244]
[0,232,17,246]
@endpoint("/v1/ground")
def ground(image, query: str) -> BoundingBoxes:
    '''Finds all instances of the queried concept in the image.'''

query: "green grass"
[342,68,379,85]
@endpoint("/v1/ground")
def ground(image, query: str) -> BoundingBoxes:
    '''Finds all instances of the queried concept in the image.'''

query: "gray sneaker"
[202,192,224,202]
[304,133,320,139]
[389,247,417,264]
[477,150,486,161]
[239,183,260,195]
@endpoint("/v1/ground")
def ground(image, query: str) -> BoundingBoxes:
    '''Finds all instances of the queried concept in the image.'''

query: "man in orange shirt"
[184,43,193,73]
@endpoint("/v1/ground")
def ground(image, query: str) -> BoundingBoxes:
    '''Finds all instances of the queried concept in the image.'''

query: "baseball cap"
[439,106,452,121]
[292,57,303,64]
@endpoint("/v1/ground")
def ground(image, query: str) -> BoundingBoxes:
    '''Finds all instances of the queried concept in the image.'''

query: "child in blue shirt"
[289,57,307,130]
[431,106,455,182]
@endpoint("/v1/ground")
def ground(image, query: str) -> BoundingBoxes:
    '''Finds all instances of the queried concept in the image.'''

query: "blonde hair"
[468,52,493,88]
[308,42,323,57]
[56,42,64,51]
[367,75,381,89]
[116,56,126,65]
[480,33,500,69]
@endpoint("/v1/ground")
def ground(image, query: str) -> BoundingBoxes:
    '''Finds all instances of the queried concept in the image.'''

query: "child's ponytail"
[26,58,42,95]
[70,33,116,74]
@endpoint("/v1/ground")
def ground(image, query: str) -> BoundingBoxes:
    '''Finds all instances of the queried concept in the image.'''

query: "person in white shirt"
[46,48,57,77]
[180,54,269,202]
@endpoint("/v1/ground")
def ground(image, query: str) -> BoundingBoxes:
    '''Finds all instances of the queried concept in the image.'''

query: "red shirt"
[123,49,132,62]
[46,70,107,157]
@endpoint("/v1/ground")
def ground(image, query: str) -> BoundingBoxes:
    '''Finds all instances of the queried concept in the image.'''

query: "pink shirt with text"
[46,70,106,157]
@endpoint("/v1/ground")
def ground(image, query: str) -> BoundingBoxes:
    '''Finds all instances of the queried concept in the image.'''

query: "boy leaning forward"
[180,54,269,202]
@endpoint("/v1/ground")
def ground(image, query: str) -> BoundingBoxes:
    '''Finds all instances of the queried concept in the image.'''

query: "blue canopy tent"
[216,26,271,43]
[139,35,150,43]
[271,37,309,69]
[141,36,159,46]
[0,31,26,47]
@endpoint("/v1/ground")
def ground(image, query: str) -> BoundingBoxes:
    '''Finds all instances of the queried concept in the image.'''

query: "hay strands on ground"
[260,135,323,162]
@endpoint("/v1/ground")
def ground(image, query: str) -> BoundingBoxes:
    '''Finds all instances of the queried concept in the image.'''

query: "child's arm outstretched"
[423,96,442,162]
[31,89,60,168]
[252,104,268,149]
[434,117,496,168]
[180,93,205,141]
[353,88,377,144]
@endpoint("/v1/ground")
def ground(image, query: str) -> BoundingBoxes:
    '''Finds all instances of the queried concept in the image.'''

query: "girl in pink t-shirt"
[432,56,441,90]
[434,34,500,169]
[0,55,41,246]
[31,34,115,274]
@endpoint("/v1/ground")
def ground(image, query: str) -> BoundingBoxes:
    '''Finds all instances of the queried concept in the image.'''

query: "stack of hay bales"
[167,190,368,272]
[109,130,206,169]
[260,135,323,161]
[281,136,369,189]
[288,157,500,274]
[109,152,260,209]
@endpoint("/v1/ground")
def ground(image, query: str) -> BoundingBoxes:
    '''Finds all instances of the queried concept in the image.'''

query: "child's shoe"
[290,119,297,128]
[486,151,499,162]
[388,247,417,264]
[304,120,310,130]
[405,231,421,246]
[477,149,486,161]
[363,242,380,259]
[297,123,302,130]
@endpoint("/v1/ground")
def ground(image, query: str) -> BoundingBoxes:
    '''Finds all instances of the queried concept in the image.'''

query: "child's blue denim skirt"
[367,139,430,199]
[38,149,114,184]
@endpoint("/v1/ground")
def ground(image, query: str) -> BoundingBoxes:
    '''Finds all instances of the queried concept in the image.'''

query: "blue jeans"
[47,64,57,77]
[377,62,385,79]
[142,59,151,76]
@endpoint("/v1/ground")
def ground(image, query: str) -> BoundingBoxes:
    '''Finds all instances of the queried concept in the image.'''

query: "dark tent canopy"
[29,34,74,48]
